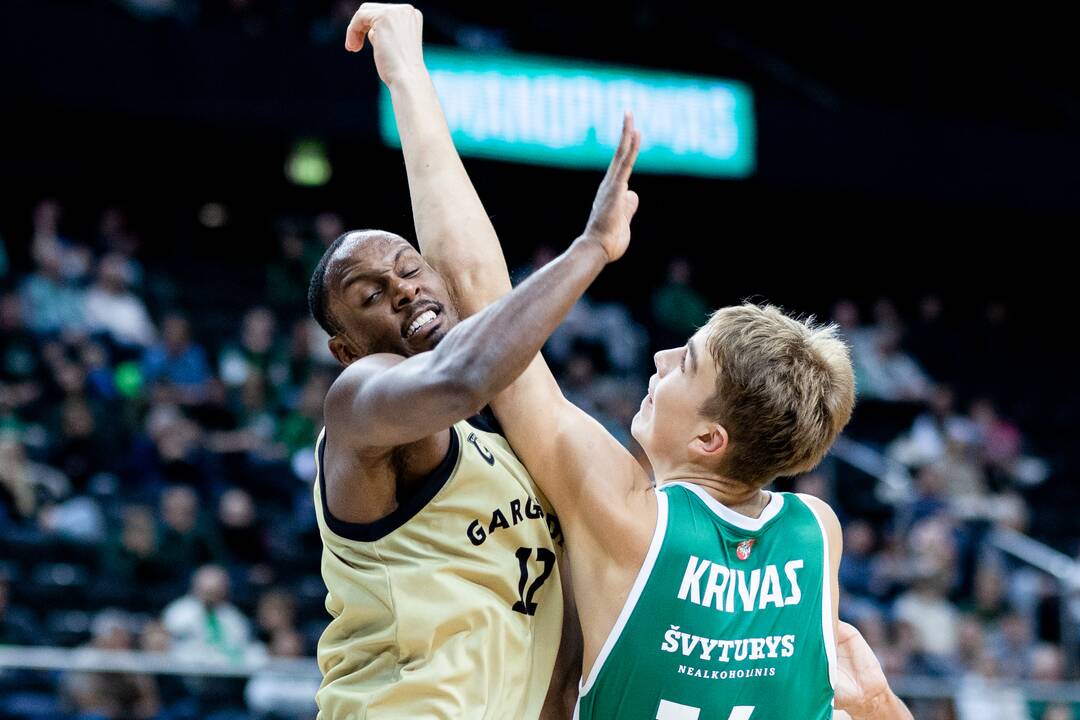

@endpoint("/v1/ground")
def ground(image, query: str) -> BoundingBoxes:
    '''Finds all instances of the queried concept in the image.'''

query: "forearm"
[434,237,605,400]
[389,73,511,312]
[328,238,604,449]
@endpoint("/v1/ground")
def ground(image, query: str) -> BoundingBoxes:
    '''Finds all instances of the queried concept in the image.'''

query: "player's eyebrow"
[687,339,699,374]
[341,246,413,289]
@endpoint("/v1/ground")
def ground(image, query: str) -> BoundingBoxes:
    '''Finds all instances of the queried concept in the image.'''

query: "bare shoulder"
[797,493,841,534]
[796,493,843,573]
[322,353,454,524]
[323,354,405,430]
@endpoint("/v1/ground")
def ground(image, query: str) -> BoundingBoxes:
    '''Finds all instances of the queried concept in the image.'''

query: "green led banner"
[380,48,755,178]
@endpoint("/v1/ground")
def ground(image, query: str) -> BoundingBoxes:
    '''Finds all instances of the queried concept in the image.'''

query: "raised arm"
[490,121,656,565]
[346,2,511,315]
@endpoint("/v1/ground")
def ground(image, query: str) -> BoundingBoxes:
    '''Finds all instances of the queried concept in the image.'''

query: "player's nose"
[391,277,421,310]
[654,348,673,376]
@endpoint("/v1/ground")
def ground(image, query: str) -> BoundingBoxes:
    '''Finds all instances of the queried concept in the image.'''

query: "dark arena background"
[3,2,1080,719]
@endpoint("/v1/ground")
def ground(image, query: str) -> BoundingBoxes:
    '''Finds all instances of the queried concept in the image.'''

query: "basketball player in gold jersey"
[306,7,640,718]
[346,5,914,719]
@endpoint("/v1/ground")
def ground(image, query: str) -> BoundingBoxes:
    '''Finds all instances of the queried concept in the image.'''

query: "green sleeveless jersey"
[575,484,836,720]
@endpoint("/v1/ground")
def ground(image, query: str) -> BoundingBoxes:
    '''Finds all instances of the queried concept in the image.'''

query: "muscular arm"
[326,236,610,451]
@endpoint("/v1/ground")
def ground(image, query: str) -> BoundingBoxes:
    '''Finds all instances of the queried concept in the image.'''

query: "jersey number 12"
[512,546,556,616]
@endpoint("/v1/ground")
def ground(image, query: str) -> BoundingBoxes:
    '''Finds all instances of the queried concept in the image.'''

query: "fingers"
[345,3,411,52]
[345,5,378,51]
[625,190,640,220]
[603,112,641,186]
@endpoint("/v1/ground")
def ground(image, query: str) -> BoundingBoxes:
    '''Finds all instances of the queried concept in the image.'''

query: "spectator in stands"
[84,252,157,352]
[101,505,173,606]
[839,520,878,599]
[955,653,1030,720]
[0,576,36,645]
[141,313,212,404]
[135,404,214,490]
[971,397,1024,482]
[245,628,320,719]
[545,295,648,374]
[967,564,1013,627]
[988,610,1037,680]
[857,325,933,402]
[893,573,960,661]
[650,257,708,348]
[37,491,105,545]
[282,318,319,399]
[47,395,108,492]
[0,292,45,418]
[31,199,92,283]
[61,609,160,719]
[1027,645,1077,719]
[19,236,86,336]
[954,615,987,673]
[276,370,329,461]
[266,221,316,316]
[890,385,979,468]
[162,564,258,664]
[219,306,287,397]
[96,207,141,258]
[139,619,172,654]
[157,486,225,573]
[218,489,268,568]
[0,431,70,524]
[254,588,298,646]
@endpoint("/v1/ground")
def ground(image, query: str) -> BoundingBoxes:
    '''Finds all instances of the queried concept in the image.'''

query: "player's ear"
[689,423,728,460]
[328,334,360,366]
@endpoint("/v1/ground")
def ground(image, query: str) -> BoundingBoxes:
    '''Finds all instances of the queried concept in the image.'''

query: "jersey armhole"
[795,493,839,694]
[316,426,461,542]
[578,489,669,697]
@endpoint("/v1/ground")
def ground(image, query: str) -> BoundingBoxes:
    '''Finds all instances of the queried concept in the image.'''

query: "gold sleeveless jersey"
[313,414,564,719]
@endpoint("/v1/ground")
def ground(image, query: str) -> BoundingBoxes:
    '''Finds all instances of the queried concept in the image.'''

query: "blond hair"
[699,303,855,486]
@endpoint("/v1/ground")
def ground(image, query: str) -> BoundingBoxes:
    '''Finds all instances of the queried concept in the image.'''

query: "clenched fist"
[345,3,426,87]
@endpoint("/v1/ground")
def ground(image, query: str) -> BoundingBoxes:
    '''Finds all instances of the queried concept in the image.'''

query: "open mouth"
[404,307,440,339]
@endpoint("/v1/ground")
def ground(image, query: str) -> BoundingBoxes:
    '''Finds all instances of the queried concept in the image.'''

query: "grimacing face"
[631,329,724,471]
[327,232,459,365]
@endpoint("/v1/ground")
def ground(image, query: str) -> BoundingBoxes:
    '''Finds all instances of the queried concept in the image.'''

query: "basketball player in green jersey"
[345,7,913,719]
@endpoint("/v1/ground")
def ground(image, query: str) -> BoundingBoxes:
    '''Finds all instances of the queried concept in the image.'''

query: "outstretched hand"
[582,113,642,263]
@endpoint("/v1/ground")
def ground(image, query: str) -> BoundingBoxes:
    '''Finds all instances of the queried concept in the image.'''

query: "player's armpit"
[492,356,655,566]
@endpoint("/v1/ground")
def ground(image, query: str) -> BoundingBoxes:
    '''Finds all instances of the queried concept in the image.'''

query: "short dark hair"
[307,232,352,336]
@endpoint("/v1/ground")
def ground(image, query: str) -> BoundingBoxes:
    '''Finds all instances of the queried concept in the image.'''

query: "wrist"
[571,234,612,268]
[386,63,432,92]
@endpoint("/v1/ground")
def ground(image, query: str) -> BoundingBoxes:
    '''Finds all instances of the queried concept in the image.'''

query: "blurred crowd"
[0,198,1070,720]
